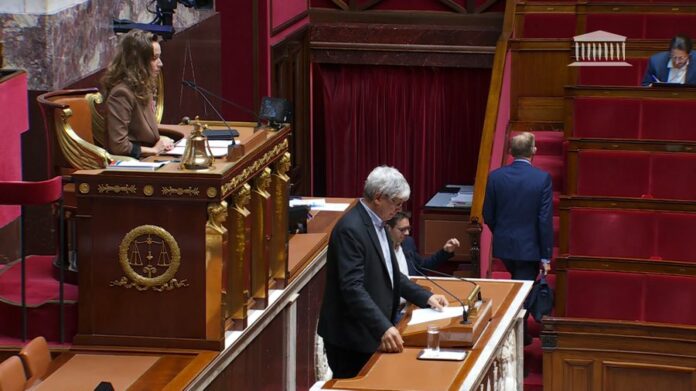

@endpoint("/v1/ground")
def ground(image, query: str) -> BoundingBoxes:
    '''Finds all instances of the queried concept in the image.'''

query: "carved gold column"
[270,152,290,288]
[226,184,251,331]
[250,168,271,309]
[205,201,227,340]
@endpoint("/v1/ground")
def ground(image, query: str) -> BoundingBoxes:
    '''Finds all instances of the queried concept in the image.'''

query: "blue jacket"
[641,51,696,86]
[401,236,454,275]
[483,160,553,262]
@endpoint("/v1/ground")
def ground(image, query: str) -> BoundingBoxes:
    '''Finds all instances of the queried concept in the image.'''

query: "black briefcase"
[525,274,554,322]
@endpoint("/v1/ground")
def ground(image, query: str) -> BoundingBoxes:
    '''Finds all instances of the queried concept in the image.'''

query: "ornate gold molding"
[143,185,154,196]
[162,186,200,197]
[221,138,289,196]
[206,187,218,198]
[78,183,90,194]
[110,225,188,291]
[98,184,136,194]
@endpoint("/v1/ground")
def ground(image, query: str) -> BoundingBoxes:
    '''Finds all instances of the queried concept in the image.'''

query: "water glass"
[426,325,440,353]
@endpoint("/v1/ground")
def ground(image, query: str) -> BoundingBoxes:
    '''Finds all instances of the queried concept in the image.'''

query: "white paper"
[166,146,228,157]
[311,203,349,212]
[289,198,326,208]
[419,348,467,361]
[407,306,465,326]
[177,139,233,148]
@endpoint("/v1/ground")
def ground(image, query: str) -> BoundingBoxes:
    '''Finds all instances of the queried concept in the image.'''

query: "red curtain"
[314,63,490,236]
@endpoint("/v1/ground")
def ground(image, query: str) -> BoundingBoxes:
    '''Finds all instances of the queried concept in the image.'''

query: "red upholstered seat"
[577,58,646,86]
[655,212,696,263]
[565,270,644,320]
[644,274,696,325]
[585,14,645,39]
[521,14,577,38]
[573,98,641,139]
[576,150,650,197]
[645,15,696,40]
[650,153,696,200]
[568,209,655,259]
[641,100,696,142]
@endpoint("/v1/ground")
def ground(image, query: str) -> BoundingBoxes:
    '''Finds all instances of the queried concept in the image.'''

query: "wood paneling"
[562,359,593,391]
[543,318,696,391]
[603,362,694,391]
[272,27,311,195]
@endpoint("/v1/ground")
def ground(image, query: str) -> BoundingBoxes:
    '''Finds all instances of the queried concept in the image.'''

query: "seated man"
[642,35,696,86]
[385,211,460,276]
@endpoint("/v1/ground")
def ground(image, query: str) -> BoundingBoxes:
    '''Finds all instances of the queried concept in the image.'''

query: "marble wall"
[0,0,213,90]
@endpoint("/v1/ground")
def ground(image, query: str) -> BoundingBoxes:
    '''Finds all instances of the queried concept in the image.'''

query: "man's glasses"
[397,226,411,233]
[671,55,689,62]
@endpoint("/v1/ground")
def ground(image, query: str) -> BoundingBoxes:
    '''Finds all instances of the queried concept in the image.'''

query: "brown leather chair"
[0,356,26,391]
[37,88,136,176]
[18,337,51,388]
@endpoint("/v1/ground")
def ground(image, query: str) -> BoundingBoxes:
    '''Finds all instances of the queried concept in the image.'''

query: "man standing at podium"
[318,166,448,379]
[483,132,553,343]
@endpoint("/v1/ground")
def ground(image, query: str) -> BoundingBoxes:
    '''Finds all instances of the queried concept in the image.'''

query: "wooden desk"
[317,278,532,391]
[72,124,291,350]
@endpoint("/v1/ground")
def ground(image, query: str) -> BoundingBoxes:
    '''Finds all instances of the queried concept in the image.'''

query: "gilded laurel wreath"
[117,225,182,288]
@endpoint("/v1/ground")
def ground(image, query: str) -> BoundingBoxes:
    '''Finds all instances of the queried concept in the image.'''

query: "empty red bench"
[565,269,696,324]
[572,97,696,141]
[567,208,696,262]
[577,58,647,86]
[575,150,696,200]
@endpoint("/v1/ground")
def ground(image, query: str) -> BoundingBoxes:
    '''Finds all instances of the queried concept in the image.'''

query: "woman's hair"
[669,35,693,53]
[101,30,158,104]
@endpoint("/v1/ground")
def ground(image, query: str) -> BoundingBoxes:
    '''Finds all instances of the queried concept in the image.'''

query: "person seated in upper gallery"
[642,35,696,86]
[101,29,174,158]
[385,211,460,276]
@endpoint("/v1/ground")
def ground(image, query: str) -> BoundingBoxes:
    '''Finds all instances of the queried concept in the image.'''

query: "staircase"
[0,255,78,344]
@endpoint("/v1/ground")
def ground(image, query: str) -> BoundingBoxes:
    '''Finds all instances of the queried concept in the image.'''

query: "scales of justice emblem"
[110,225,189,291]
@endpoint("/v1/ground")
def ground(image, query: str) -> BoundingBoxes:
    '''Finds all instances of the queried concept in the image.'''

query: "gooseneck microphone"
[407,258,471,324]
[416,265,483,303]
[183,80,258,120]
[181,80,240,142]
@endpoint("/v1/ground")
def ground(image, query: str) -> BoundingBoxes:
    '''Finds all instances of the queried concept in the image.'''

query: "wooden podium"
[72,124,291,350]
[320,278,532,391]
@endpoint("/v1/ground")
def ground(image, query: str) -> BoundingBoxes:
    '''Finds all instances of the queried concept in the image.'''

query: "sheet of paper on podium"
[165,139,233,157]
[407,306,464,325]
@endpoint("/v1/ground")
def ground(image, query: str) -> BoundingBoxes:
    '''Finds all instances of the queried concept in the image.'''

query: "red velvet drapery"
[314,63,490,236]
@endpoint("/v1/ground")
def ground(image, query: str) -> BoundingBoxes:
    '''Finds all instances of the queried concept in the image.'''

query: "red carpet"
[0,255,78,342]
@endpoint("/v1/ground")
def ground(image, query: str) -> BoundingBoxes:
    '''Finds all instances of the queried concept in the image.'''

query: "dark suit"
[483,160,553,269]
[641,51,696,86]
[318,202,432,378]
[106,82,160,158]
[401,236,453,275]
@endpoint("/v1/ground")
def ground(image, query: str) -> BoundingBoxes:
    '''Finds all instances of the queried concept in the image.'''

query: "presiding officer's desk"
[316,278,532,391]
[44,119,357,389]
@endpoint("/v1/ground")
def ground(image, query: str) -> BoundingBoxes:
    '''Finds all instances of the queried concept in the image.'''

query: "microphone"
[181,80,240,142]
[407,258,471,324]
[416,265,483,303]
[182,80,258,120]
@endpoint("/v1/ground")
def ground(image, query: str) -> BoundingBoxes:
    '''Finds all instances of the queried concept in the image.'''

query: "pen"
[652,74,660,83]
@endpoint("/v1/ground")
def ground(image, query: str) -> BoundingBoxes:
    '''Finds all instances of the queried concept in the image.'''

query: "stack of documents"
[165,139,232,157]
[106,161,166,171]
